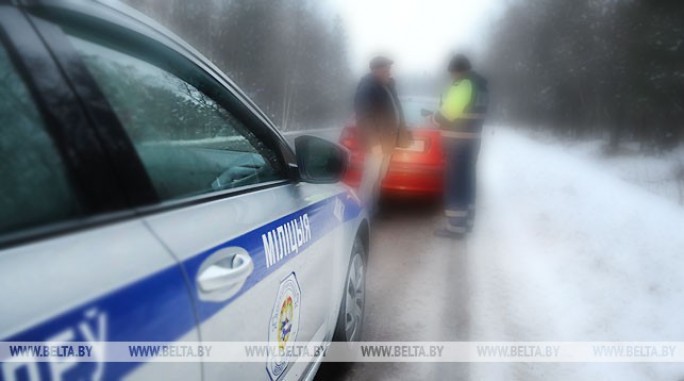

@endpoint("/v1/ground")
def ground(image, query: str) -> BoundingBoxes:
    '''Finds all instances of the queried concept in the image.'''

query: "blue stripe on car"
[1,191,362,380]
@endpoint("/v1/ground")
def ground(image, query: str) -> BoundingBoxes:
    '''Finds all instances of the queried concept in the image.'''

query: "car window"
[402,98,439,128]
[68,36,285,201]
[0,44,83,236]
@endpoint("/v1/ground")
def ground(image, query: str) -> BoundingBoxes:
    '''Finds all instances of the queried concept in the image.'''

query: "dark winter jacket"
[353,74,405,150]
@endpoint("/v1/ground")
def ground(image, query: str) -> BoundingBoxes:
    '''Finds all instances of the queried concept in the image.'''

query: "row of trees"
[485,0,684,151]
[124,0,353,131]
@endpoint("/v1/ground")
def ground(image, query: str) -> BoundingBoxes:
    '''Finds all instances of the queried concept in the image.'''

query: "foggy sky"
[326,0,506,76]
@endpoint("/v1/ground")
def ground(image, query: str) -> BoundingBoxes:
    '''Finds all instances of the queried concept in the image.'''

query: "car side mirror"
[294,135,348,184]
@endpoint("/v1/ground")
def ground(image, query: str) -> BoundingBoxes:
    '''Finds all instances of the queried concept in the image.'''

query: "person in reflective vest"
[431,54,489,239]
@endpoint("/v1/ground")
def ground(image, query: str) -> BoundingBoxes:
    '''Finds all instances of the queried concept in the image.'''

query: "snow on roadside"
[467,127,684,380]
[510,128,684,206]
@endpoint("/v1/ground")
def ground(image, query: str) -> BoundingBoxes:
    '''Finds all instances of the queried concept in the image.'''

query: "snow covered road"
[316,127,684,380]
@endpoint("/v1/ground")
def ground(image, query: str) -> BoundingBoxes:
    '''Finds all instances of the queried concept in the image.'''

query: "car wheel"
[333,238,366,342]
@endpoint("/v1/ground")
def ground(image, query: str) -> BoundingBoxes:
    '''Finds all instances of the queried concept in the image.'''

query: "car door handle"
[196,247,253,301]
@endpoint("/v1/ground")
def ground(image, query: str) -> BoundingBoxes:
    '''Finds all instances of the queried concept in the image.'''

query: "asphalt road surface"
[315,198,473,380]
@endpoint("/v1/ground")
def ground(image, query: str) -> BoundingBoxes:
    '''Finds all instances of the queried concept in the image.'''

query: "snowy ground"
[315,127,684,381]
[512,128,684,206]
[468,128,684,379]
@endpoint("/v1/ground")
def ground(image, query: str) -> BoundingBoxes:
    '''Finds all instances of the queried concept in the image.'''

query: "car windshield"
[400,97,439,128]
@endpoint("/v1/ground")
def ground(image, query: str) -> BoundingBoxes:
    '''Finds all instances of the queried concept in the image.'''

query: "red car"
[340,97,444,197]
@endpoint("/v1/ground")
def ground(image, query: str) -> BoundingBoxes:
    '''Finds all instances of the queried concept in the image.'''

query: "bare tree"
[124,0,353,131]
[485,0,684,151]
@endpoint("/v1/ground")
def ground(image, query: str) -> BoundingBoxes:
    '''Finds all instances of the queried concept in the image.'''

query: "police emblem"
[267,272,301,380]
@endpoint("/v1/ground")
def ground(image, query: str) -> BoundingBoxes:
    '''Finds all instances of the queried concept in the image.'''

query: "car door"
[0,7,201,381]
[51,16,347,379]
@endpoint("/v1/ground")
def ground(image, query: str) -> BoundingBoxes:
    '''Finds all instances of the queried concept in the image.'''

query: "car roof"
[16,0,283,138]
[20,0,211,75]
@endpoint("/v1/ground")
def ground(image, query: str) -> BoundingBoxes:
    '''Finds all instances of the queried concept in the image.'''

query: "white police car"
[0,1,368,380]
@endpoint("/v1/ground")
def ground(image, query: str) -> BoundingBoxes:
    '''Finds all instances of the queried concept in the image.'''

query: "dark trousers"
[443,137,481,233]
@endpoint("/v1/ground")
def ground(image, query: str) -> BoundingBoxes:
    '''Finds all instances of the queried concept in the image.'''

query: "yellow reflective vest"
[436,72,488,138]
[440,79,474,122]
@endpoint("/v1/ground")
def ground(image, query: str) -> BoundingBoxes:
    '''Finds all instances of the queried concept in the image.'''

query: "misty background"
[124,0,683,153]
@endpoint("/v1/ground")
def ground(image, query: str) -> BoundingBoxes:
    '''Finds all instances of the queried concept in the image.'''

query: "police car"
[0,0,368,380]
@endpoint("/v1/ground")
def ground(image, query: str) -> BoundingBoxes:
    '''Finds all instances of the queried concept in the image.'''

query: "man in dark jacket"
[353,56,405,211]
